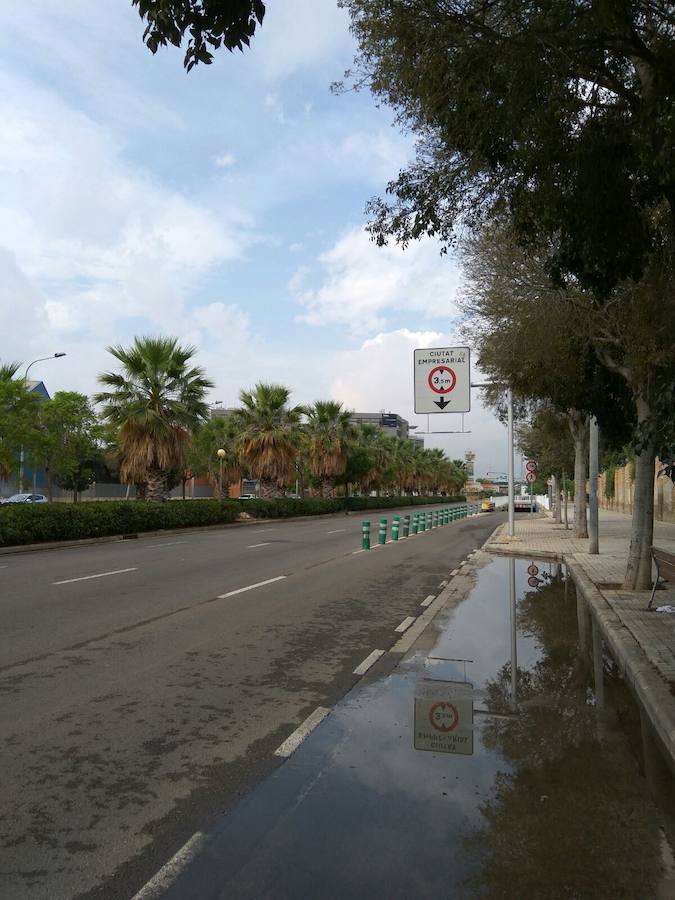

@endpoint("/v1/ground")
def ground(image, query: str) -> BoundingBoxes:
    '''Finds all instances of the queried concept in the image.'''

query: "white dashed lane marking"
[395,616,416,633]
[217,575,286,599]
[53,568,138,586]
[274,707,331,758]
[353,649,385,675]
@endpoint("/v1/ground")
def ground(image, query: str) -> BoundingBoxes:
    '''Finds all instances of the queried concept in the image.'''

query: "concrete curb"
[482,527,675,767]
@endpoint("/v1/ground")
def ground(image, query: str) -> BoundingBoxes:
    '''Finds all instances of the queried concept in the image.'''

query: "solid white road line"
[274,707,331,758]
[53,567,138,586]
[421,595,435,607]
[327,528,346,534]
[131,831,205,900]
[247,542,271,549]
[217,575,286,599]
[353,649,385,676]
[395,616,416,633]
[145,541,186,549]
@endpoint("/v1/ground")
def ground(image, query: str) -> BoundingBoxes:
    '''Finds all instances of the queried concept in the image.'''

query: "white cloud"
[214,153,236,168]
[252,0,353,81]
[331,329,508,476]
[327,130,409,184]
[0,74,255,343]
[293,227,463,334]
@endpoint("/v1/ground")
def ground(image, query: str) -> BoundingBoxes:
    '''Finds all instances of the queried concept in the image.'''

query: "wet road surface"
[0,504,497,899]
[161,554,675,900]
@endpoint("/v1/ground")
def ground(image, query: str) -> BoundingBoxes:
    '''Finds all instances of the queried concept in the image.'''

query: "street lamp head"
[54,352,67,358]
[217,448,226,459]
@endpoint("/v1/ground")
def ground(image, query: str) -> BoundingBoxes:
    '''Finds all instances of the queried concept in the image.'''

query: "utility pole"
[19,353,66,492]
[589,417,599,554]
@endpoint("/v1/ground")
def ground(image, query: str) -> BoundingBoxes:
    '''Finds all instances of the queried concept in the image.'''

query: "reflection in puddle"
[165,555,675,900]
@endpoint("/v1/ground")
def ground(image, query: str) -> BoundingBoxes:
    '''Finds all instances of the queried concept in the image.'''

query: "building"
[350,411,411,441]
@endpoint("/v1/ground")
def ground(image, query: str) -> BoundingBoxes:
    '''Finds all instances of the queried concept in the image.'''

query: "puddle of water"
[165,555,675,900]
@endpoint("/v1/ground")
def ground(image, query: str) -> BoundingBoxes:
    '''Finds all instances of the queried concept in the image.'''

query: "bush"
[0,499,240,547]
[0,494,466,547]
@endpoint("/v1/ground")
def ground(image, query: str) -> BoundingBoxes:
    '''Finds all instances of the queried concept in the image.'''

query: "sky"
[0,0,510,476]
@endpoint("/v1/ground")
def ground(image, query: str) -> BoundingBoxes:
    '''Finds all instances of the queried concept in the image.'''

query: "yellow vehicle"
[481,499,495,512]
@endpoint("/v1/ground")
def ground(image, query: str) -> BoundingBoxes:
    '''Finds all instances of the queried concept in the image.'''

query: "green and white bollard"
[444,508,449,525]
[412,513,419,535]
[421,512,427,532]
[402,514,410,538]
[392,516,400,541]
[361,520,371,550]
[378,517,388,545]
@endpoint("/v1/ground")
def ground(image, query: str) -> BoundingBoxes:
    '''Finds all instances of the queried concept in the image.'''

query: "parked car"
[238,494,257,501]
[0,493,48,504]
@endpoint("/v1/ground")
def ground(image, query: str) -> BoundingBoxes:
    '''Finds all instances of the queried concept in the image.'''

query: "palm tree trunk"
[258,478,278,499]
[321,477,334,498]
[145,469,167,502]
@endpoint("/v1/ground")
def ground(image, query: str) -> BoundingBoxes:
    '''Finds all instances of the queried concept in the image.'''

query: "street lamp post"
[18,353,67,492]
[217,448,226,498]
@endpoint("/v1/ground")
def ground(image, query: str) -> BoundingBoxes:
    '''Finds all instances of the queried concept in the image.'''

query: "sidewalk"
[485,508,675,765]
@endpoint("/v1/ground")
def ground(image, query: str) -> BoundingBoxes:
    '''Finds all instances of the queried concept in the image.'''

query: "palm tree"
[95,336,213,501]
[0,361,21,382]
[187,416,241,498]
[355,424,396,495]
[235,383,303,498]
[303,400,354,496]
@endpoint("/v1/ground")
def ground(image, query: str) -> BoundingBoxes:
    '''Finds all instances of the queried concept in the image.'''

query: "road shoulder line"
[274,707,331,758]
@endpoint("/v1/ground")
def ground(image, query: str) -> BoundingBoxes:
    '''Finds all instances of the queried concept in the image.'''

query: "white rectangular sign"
[414,681,474,755]
[414,347,470,414]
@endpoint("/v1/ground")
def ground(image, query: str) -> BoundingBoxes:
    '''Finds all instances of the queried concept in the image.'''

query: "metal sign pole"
[507,389,515,537]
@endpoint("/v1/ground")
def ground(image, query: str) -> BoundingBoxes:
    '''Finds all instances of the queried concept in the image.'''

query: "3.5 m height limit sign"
[414,347,470,414]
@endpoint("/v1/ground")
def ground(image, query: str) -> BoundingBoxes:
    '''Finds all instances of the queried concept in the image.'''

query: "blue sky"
[0,0,509,475]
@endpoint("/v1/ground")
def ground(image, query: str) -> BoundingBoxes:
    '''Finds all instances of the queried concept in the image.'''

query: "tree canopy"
[133,0,265,70]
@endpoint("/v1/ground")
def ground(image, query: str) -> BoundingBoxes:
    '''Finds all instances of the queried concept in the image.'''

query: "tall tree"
[235,383,303,499]
[30,392,103,502]
[303,400,354,497]
[342,0,675,587]
[95,336,213,502]
[0,362,38,484]
[133,0,266,70]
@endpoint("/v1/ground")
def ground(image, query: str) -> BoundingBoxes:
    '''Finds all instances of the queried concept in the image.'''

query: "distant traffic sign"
[526,460,538,473]
[527,564,539,576]
[525,471,537,484]
[528,576,539,588]
[414,347,470,414]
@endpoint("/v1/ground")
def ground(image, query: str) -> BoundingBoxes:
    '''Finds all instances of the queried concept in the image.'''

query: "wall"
[598,459,675,524]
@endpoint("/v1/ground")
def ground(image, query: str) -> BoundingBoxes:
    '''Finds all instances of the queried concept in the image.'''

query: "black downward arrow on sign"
[434,397,450,409]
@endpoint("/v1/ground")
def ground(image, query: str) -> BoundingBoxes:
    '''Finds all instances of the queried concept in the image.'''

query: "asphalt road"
[0,504,502,899]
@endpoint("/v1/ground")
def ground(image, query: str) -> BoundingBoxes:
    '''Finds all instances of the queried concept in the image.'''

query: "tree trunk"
[622,399,656,590]
[551,474,560,523]
[568,411,589,539]
[258,478,279,499]
[145,469,167,502]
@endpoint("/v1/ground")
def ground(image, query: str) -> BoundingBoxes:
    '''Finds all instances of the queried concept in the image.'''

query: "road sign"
[526,460,538,473]
[527,564,539,576]
[525,471,537,484]
[527,576,539,588]
[414,347,470,414]
[414,681,473,755]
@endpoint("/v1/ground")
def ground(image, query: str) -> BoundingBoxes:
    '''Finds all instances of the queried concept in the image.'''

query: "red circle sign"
[526,460,538,473]
[525,471,536,483]
[527,564,539,576]
[528,576,539,587]
[427,366,457,395]
[429,701,459,732]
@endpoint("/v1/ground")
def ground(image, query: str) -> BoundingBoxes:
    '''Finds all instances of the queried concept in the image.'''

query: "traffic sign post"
[525,461,537,515]
[414,347,470,414]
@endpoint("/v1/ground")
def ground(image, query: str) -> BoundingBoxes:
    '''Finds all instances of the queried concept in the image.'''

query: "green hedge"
[0,494,466,547]
[0,499,240,547]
